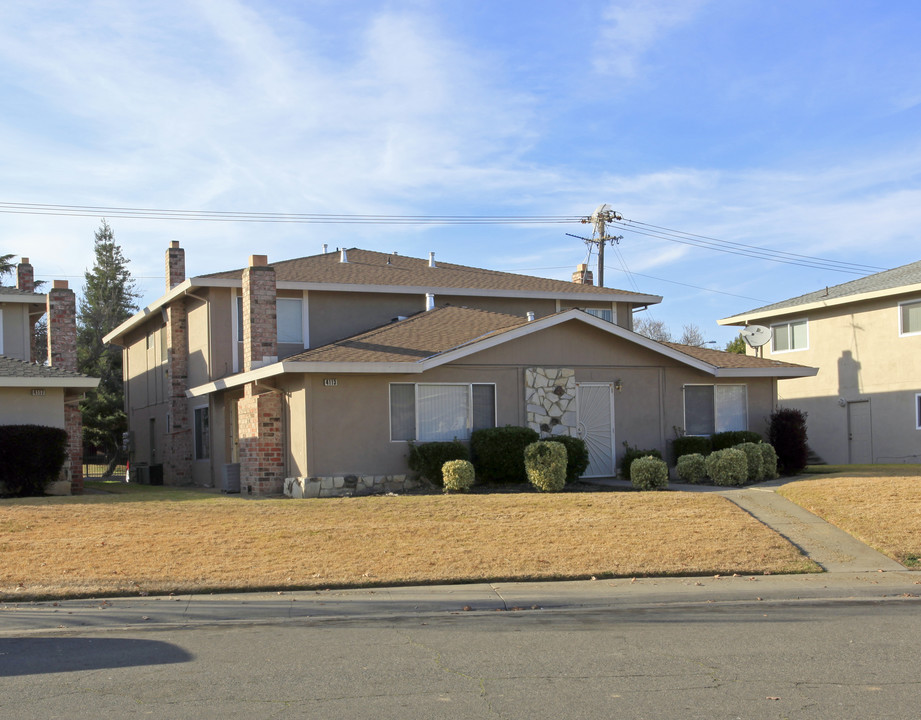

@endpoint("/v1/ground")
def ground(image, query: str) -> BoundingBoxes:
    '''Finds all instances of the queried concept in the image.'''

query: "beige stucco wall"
[0,387,66,427]
[751,293,921,464]
[288,320,779,479]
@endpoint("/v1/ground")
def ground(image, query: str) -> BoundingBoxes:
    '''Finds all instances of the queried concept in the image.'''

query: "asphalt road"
[3,590,920,719]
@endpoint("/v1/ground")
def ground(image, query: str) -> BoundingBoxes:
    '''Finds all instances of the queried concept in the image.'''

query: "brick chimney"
[47,280,77,372]
[242,254,277,373]
[46,280,83,493]
[166,241,185,291]
[16,258,34,293]
[571,263,594,286]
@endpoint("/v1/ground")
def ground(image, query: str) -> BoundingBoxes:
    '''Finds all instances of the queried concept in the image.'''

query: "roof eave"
[719,282,921,326]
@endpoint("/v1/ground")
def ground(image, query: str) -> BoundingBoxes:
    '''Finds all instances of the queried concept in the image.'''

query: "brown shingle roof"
[660,342,810,370]
[0,355,96,381]
[202,248,656,299]
[286,306,529,364]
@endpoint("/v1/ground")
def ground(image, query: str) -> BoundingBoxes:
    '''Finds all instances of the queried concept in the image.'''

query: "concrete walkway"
[590,476,906,573]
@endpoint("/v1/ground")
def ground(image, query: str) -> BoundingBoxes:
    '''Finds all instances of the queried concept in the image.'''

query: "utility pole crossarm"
[578,203,624,288]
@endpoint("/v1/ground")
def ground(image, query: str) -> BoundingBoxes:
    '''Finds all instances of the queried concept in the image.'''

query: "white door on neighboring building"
[847,400,872,464]
[577,383,615,477]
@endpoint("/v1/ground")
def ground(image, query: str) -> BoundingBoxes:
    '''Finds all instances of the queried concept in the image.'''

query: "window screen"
[390,384,415,441]
[901,301,921,335]
[277,298,303,344]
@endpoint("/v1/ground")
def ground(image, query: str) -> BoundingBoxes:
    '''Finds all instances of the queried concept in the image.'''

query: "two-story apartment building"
[1,259,99,493]
[105,244,815,495]
[720,260,921,465]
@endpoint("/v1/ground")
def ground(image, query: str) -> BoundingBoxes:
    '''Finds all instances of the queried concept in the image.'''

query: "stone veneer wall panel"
[525,367,577,438]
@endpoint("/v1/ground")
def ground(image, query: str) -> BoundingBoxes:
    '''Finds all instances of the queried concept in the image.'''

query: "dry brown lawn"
[1,484,818,601]
[778,470,921,568]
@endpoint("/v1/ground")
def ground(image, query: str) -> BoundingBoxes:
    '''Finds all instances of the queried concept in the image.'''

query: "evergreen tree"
[724,334,747,354]
[78,221,139,473]
[0,253,15,282]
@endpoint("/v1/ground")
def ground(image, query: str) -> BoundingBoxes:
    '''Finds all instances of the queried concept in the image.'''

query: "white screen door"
[577,383,615,477]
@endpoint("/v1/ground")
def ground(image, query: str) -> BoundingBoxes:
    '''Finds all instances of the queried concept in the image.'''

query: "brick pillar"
[242,255,277,371]
[164,299,192,485]
[166,241,185,291]
[47,281,83,493]
[237,390,285,496]
[571,263,594,285]
[17,258,34,292]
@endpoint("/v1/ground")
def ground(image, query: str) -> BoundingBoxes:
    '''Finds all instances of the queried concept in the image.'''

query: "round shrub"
[675,453,707,484]
[620,444,663,478]
[552,435,590,482]
[705,448,748,487]
[407,440,469,486]
[734,442,764,482]
[524,441,567,493]
[630,455,669,491]
[442,459,475,493]
[759,443,779,480]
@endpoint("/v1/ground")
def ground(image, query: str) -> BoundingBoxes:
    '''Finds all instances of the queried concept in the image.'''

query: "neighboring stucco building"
[105,244,815,495]
[719,260,921,465]
[0,260,99,493]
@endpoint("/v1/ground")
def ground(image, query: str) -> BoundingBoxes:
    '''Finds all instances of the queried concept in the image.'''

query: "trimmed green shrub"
[769,408,809,475]
[442,459,475,493]
[620,443,663,478]
[705,448,748,486]
[759,443,779,480]
[552,435,590,482]
[711,430,762,451]
[0,425,69,497]
[675,453,707,484]
[524,441,567,492]
[670,435,712,463]
[734,442,764,482]
[408,440,469,486]
[630,455,669,491]
[471,426,540,483]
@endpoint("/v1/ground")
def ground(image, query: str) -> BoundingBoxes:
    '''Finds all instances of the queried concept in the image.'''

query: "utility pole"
[582,204,623,287]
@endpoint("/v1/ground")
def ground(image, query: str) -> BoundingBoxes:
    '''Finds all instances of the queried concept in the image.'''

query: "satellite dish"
[741,325,771,348]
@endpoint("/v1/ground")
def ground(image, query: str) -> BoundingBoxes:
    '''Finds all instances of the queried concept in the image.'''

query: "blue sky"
[2,0,920,345]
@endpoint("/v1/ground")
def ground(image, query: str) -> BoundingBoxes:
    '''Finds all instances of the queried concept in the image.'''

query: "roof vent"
[425,293,435,311]
[428,252,437,268]
[526,311,535,322]
[340,248,348,263]
[323,244,328,254]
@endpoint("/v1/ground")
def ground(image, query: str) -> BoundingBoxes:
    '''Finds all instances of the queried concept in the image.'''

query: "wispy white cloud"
[593,0,708,78]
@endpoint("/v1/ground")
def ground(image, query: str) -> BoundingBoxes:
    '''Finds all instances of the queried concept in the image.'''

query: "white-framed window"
[916,393,921,430]
[683,384,748,436]
[771,319,808,353]
[236,294,306,345]
[390,383,496,442]
[193,405,210,460]
[900,300,921,337]
[277,297,304,344]
[585,308,614,323]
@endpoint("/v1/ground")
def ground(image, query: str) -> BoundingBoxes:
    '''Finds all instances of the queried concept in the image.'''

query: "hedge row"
[0,425,69,497]
[676,442,779,486]
[409,427,589,489]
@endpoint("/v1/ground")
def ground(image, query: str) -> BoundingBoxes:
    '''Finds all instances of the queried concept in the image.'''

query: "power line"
[0,201,580,225]
[1,199,889,275]
[613,218,884,275]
